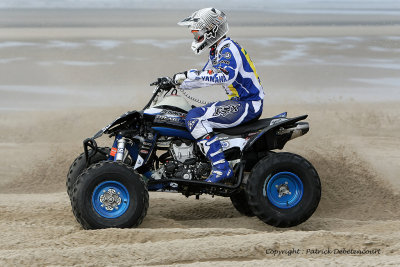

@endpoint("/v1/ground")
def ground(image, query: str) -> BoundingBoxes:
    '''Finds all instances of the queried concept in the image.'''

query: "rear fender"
[243,115,309,152]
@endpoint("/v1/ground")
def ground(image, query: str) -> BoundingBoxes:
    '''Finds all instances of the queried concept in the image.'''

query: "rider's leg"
[185,100,263,183]
[197,133,233,182]
[185,103,232,183]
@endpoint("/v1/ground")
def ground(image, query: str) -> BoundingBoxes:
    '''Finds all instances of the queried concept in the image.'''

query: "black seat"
[215,118,273,135]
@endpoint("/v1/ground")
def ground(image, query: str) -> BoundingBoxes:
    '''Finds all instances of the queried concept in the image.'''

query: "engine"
[164,139,210,180]
[170,139,194,163]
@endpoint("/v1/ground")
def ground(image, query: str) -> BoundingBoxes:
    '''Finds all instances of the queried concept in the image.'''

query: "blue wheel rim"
[263,172,303,209]
[92,181,130,218]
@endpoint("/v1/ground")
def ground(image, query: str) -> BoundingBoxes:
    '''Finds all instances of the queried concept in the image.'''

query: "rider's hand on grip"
[173,71,187,86]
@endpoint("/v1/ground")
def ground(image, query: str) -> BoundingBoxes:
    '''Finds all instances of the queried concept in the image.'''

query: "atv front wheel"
[246,152,321,227]
[71,161,148,229]
[66,147,110,200]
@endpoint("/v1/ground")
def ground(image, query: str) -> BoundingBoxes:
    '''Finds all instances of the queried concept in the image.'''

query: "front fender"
[243,115,308,152]
[93,110,142,139]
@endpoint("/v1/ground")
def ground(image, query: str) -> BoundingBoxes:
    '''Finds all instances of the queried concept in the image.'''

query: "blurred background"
[0,0,399,111]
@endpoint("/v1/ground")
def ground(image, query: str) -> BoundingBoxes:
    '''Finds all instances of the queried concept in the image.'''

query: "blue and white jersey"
[180,37,265,101]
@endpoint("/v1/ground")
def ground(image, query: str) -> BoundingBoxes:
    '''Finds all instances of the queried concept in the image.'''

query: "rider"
[173,7,264,183]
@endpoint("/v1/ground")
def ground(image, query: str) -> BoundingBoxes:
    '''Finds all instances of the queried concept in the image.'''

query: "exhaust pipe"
[277,122,309,140]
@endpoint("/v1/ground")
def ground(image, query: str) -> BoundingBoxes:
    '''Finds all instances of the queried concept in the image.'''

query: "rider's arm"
[180,46,238,90]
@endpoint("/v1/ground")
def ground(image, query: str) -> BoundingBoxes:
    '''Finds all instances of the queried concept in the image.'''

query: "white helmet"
[178,7,229,55]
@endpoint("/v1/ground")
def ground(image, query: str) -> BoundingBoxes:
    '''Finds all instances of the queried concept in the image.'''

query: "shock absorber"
[115,138,126,161]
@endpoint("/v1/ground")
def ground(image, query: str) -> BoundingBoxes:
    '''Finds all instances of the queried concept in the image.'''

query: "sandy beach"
[0,7,399,266]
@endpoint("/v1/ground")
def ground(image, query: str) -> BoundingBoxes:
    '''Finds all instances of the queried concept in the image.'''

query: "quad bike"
[67,77,321,229]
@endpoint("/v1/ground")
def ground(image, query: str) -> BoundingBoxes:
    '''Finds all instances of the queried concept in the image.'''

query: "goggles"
[191,30,205,42]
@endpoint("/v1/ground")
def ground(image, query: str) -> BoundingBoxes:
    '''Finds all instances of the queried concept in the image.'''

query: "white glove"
[173,71,187,85]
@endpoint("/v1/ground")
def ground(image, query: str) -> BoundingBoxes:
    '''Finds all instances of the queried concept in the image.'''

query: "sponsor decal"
[208,69,214,75]
[270,118,288,126]
[219,43,230,52]
[205,24,219,39]
[187,119,198,131]
[247,132,259,137]
[221,51,231,59]
[110,147,117,157]
[201,75,227,83]
[101,125,110,133]
[154,115,185,126]
[140,149,149,154]
[218,60,230,65]
[212,104,241,117]
[221,141,230,148]
[160,110,186,117]
[134,155,144,169]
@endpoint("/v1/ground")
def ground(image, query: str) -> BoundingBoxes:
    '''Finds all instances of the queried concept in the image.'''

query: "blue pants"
[185,99,263,139]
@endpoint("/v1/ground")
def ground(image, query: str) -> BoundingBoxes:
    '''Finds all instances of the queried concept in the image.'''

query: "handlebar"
[150,77,176,90]
[144,76,175,110]
[148,75,210,106]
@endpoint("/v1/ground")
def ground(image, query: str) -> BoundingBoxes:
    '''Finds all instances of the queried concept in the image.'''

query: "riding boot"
[197,134,233,183]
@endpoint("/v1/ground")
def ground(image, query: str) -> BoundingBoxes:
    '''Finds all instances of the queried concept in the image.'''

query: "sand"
[1,102,399,266]
[0,8,400,266]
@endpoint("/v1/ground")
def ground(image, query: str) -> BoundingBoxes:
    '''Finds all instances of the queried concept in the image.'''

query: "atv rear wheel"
[246,152,321,227]
[66,147,110,200]
[230,189,254,217]
[71,161,148,229]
